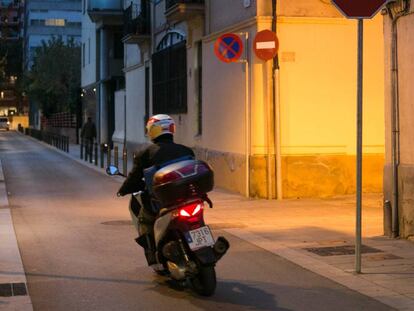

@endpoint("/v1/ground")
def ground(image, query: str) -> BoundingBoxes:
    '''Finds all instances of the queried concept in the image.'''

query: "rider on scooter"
[117,114,194,265]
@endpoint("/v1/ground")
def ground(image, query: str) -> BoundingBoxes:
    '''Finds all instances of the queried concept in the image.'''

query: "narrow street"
[0,132,394,311]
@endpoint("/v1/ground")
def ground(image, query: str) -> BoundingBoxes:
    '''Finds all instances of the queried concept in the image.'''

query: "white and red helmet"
[146,114,176,141]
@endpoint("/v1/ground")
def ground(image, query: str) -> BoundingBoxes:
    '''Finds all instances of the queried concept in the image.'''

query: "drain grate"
[0,283,27,297]
[101,220,132,226]
[304,245,383,256]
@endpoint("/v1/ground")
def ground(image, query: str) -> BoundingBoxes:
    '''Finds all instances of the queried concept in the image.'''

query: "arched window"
[152,31,187,114]
[156,31,185,51]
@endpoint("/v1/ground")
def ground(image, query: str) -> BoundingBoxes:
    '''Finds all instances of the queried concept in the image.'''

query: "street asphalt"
[0,131,395,311]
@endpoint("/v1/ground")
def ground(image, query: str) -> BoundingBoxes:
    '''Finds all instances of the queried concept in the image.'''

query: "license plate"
[185,226,215,250]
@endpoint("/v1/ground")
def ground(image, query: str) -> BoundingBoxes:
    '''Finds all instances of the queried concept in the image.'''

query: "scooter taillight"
[173,201,204,222]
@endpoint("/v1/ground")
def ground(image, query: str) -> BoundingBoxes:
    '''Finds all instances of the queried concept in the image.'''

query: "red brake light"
[178,202,204,218]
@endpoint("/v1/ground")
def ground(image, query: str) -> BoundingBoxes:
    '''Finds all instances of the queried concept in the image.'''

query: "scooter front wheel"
[191,265,216,296]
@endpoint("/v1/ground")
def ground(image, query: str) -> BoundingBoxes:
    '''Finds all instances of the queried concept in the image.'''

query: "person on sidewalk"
[117,114,194,265]
[81,117,96,160]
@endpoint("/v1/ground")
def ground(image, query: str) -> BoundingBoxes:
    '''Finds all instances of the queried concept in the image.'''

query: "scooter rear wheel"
[191,265,216,296]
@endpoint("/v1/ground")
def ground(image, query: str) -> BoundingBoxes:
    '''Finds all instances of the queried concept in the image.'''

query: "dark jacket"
[81,121,97,140]
[118,134,195,196]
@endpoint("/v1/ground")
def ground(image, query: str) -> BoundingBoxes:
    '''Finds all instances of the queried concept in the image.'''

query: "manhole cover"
[304,245,383,256]
[209,223,247,229]
[101,220,133,226]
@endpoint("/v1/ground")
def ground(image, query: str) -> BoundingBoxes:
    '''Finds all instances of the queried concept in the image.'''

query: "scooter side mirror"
[106,165,120,176]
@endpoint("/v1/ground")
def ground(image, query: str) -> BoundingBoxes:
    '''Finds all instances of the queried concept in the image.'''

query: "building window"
[156,31,185,51]
[30,19,45,26]
[152,38,187,114]
[66,21,81,28]
[45,19,66,26]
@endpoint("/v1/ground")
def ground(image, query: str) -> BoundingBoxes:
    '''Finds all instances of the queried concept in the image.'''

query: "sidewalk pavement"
[18,135,414,310]
[0,159,33,311]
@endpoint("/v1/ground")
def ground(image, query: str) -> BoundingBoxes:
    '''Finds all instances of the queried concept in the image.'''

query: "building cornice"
[202,15,350,43]
[202,16,273,42]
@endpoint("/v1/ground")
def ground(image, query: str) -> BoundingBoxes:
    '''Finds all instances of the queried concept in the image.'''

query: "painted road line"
[0,159,33,310]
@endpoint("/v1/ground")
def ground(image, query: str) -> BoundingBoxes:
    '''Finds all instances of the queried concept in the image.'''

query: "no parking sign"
[214,33,244,63]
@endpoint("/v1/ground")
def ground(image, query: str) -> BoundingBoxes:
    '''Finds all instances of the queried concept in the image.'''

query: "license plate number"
[185,226,215,250]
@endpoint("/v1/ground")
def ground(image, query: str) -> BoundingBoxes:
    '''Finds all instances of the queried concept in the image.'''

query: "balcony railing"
[123,1,151,44]
[87,0,123,23]
[165,0,204,22]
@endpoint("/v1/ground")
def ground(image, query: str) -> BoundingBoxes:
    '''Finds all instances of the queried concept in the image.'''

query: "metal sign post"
[214,33,250,198]
[332,0,387,274]
[355,18,363,274]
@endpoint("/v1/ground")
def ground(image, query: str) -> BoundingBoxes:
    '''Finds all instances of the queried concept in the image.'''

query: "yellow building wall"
[163,0,386,199]
[278,15,385,198]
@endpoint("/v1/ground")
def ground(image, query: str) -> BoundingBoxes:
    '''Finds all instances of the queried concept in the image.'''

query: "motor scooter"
[107,159,229,296]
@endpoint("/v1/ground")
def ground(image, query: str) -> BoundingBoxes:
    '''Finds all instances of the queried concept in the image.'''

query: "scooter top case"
[152,159,214,205]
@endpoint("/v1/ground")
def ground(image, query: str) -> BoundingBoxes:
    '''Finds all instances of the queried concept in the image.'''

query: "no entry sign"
[214,33,243,63]
[332,0,388,19]
[254,30,279,61]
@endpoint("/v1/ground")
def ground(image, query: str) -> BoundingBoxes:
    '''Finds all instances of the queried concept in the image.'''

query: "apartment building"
[24,0,82,127]
[24,0,82,68]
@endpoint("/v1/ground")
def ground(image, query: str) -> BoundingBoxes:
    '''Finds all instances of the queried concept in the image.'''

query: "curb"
[0,159,33,311]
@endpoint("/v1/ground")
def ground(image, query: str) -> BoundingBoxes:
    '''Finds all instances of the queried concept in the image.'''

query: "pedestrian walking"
[81,117,96,160]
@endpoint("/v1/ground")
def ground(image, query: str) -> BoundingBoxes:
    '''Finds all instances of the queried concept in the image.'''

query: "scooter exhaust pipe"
[213,236,230,261]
